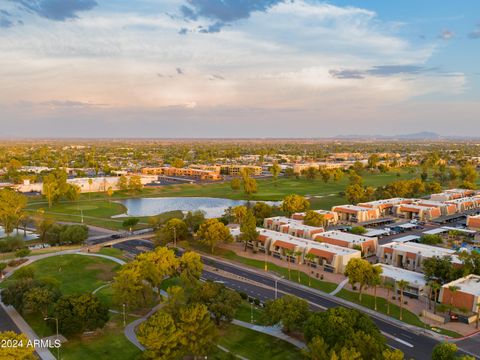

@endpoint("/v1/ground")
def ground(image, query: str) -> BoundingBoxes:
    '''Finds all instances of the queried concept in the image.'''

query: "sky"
[1,0,480,138]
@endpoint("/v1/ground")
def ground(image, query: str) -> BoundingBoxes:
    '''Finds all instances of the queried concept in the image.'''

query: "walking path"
[330,278,349,295]
[231,319,306,349]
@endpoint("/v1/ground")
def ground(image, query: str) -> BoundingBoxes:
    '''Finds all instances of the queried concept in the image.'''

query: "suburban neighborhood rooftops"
[380,241,462,264]
[332,205,376,212]
[307,241,359,256]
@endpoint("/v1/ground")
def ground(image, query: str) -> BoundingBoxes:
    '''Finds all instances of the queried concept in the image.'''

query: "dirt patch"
[86,263,116,281]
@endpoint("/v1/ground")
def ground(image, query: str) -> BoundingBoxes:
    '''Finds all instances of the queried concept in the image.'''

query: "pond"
[115,197,280,218]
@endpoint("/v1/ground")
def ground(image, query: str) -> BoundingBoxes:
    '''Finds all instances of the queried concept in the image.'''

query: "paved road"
[0,304,20,333]
[200,255,479,359]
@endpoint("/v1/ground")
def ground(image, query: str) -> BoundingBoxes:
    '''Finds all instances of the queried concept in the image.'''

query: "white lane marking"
[381,331,414,348]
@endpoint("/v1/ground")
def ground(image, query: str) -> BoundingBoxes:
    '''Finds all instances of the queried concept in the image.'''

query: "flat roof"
[333,205,375,212]
[358,198,406,206]
[375,264,427,286]
[380,241,462,264]
[423,228,447,235]
[396,223,417,229]
[441,226,477,234]
[266,217,323,232]
[442,275,480,296]
[417,200,448,207]
[314,230,373,243]
[364,229,389,237]
[307,241,359,256]
[258,228,311,247]
[393,235,421,243]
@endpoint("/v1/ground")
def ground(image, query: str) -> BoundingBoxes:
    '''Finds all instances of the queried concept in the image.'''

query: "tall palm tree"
[397,280,409,321]
[284,249,294,280]
[304,253,316,287]
[384,281,394,315]
[370,266,382,311]
[294,250,303,283]
[430,281,441,314]
[476,300,480,329]
[448,285,460,316]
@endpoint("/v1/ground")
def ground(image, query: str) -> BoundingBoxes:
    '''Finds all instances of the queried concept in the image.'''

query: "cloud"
[180,0,283,32]
[176,67,184,75]
[438,29,454,40]
[468,24,480,39]
[209,74,225,80]
[12,0,98,21]
[37,100,108,108]
[178,27,188,35]
[329,65,436,79]
[0,9,14,28]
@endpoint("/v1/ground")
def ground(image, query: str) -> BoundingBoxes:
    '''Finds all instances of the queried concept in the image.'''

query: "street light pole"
[173,226,177,248]
[123,303,126,328]
[274,275,285,300]
[250,302,253,324]
[44,317,60,360]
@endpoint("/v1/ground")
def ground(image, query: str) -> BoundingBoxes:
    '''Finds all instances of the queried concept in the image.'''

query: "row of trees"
[42,170,81,207]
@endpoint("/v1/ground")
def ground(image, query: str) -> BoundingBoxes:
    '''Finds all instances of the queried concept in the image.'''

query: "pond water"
[115,197,279,218]
[0,227,38,241]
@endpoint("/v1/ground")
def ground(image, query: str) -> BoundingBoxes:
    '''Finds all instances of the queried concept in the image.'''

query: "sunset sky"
[1,0,479,137]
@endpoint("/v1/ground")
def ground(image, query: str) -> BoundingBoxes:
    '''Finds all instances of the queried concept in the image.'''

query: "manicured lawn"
[97,247,130,262]
[60,314,141,360]
[217,324,301,360]
[235,301,267,325]
[1,254,120,295]
[336,289,425,327]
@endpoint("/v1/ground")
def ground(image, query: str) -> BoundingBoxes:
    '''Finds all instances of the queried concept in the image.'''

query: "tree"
[430,281,441,314]
[156,218,188,246]
[54,294,109,336]
[285,248,294,280]
[0,188,27,236]
[184,210,206,232]
[59,224,88,244]
[117,175,129,191]
[23,286,59,317]
[303,210,326,227]
[346,184,366,204]
[368,154,380,169]
[137,247,179,291]
[252,202,273,225]
[270,162,281,185]
[281,194,310,216]
[193,281,241,325]
[303,307,386,359]
[239,210,258,251]
[137,311,182,360]
[243,177,258,197]
[383,281,394,315]
[112,264,153,310]
[0,331,35,359]
[397,280,409,321]
[177,303,217,359]
[345,258,374,302]
[304,167,318,180]
[122,217,139,232]
[304,253,316,286]
[230,177,241,191]
[232,205,248,225]
[369,266,382,311]
[196,219,233,254]
[350,226,367,235]
[128,175,143,192]
[420,234,443,245]
[42,170,70,207]
[382,349,405,360]
[179,251,203,287]
[302,336,329,360]
[263,295,309,333]
[65,184,81,202]
[431,343,466,360]
[423,256,457,285]
[460,164,477,184]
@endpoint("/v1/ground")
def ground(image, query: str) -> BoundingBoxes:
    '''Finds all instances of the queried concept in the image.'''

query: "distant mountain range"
[333,132,449,140]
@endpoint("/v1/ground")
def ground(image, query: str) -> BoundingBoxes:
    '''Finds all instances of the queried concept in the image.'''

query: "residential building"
[467,215,480,231]
[415,200,458,217]
[219,165,262,176]
[313,230,378,256]
[263,217,324,239]
[394,203,442,221]
[439,275,480,314]
[141,166,222,180]
[377,241,462,272]
[375,264,428,298]
[446,197,480,212]
[305,241,361,273]
[430,189,477,202]
[331,205,380,223]
[358,198,407,217]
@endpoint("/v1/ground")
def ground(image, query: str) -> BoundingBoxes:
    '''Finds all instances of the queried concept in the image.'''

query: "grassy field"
[216,323,301,360]
[234,300,267,325]
[0,254,120,294]
[60,314,142,360]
